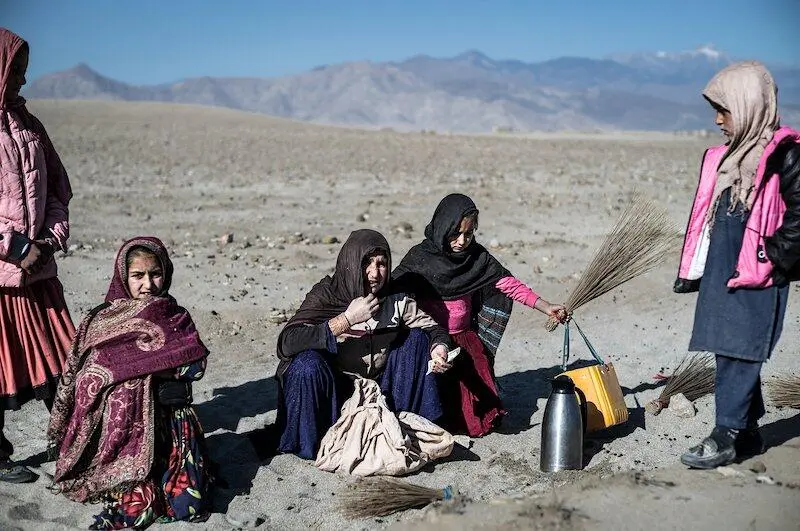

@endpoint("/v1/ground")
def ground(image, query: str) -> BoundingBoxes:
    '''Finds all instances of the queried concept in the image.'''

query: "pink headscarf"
[0,27,27,108]
[0,27,73,216]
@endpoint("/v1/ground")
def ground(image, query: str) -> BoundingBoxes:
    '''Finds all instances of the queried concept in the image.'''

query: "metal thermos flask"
[540,374,584,472]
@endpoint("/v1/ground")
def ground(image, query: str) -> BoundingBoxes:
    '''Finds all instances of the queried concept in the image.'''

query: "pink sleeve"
[495,276,540,308]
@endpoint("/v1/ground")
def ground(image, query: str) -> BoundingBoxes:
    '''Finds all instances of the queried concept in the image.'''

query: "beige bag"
[315,377,454,476]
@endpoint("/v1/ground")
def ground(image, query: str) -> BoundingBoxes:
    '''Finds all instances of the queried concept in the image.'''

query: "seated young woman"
[275,229,453,460]
[47,237,212,530]
[393,193,568,437]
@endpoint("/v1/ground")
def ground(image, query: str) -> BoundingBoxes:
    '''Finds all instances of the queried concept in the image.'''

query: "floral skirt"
[90,407,211,530]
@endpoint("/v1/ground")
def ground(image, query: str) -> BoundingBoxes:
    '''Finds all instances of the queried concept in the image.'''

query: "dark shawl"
[392,193,514,359]
[48,236,208,502]
[275,229,392,377]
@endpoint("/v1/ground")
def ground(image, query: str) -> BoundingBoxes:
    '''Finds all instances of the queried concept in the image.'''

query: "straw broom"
[645,353,716,415]
[338,477,456,518]
[545,194,681,331]
[765,374,800,409]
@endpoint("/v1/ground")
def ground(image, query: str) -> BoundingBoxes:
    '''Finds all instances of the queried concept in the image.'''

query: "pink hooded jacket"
[677,126,800,289]
[0,28,72,287]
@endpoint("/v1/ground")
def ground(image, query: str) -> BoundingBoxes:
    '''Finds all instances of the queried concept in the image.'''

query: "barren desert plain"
[1,100,799,530]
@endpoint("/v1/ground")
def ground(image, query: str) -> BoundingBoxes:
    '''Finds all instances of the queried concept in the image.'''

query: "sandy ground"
[1,100,799,530]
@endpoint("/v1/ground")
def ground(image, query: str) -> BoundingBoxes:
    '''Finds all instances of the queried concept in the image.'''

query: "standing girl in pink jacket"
[675,61,800,469]
[0,28,75,483]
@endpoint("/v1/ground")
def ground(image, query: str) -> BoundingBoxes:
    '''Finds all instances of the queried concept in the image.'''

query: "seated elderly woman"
[275,229,453,459]
[47,237,212,530]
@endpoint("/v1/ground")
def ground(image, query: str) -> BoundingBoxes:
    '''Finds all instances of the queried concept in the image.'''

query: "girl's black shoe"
[0,460,38,484]
[681,426,737,469]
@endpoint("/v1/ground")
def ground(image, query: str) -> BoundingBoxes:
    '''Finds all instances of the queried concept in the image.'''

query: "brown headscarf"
[703,61,780,217]
[281,229,392,332]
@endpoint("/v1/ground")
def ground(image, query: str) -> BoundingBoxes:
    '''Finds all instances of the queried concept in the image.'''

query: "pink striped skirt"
[0,277,75,410]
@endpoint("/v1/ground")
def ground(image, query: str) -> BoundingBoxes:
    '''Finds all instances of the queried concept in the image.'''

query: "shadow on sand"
[195,377,278,433]
[762,411,800,450]
[195,377,280,514]
[205,429,273,515]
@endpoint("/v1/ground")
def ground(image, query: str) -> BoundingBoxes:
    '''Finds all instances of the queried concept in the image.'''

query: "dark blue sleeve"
[175,358,207,381]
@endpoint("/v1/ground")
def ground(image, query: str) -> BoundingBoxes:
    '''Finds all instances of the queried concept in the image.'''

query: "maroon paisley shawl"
[47,237,208,502]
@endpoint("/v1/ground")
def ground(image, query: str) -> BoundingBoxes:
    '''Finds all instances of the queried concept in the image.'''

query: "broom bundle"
[545,194,680,331]
[765,374,800,409]
[338,477,456,518]
[645,353,716,415]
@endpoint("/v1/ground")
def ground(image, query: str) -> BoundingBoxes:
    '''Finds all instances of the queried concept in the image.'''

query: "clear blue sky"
[4,0,798,85]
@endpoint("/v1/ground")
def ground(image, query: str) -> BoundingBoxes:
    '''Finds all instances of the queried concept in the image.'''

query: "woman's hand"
[429,344,452,373]
[344,293,380,325]
[535,299,570,323]
[548,303,570,323]
[20,241,53,275]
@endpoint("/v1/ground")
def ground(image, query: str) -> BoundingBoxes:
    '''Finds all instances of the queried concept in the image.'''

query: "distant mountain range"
[25,46,800,133]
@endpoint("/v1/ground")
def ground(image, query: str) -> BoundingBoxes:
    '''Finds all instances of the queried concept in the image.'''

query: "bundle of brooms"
[338,477,457,519]
[545,194,681,332]
[766,374,800,409]
[645,352,716,415]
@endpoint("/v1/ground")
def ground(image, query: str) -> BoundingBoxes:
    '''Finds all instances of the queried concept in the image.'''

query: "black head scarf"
[392,193,509,300]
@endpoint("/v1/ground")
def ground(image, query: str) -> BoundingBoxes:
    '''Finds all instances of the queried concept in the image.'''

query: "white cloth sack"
[314,377,454,476]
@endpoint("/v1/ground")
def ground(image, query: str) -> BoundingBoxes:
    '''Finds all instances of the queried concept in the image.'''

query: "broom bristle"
[766,374,800,408]
[546,193,680,331]
[338,477,452,519]
[646,353,715,414]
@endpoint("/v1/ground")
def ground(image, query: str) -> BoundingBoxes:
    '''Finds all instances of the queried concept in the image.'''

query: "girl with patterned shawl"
[48,237,212,529]
[393,194,568,437]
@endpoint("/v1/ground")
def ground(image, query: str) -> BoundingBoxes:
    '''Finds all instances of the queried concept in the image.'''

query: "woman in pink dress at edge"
[393,193,568,437]
[0,27,75,483]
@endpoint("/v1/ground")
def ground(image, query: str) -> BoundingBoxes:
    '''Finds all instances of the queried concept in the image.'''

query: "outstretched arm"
[495,276,568,321]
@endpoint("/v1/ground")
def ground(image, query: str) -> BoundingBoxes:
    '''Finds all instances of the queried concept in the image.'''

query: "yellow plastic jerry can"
[559,362,628,433]
[557,320,628,434]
